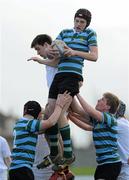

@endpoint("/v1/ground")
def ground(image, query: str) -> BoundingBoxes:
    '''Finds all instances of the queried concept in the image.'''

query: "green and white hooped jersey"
[56,28,97,76]
[10,117,40,170]
[91,112,121,165]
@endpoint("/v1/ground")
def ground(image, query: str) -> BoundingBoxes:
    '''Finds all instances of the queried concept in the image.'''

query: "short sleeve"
[102,112,116,127]
[1,138,11,158]
[87,29,97,46]
[25,119,40,133]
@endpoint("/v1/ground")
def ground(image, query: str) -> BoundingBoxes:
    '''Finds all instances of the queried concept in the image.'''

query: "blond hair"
[103,92,119,114]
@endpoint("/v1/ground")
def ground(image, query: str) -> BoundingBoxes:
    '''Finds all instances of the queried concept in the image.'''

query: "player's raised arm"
[27,56,59,67]
[39,91,71,131]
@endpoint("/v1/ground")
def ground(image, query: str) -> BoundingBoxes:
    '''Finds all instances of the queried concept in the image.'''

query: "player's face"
[34,44,47,58]
[95,96,109,112]
[74,17,87,32]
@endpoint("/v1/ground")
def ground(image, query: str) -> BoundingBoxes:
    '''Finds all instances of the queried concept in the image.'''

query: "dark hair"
[31,34,52,48]
[74,8,92,28]
[24,101,41,119]
[103,92,119,114]
[115,100,126,118]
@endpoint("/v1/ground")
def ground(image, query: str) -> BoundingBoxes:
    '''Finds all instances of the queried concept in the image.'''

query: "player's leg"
[45,98,59,158]
[52,74,81,168]
[58,100,73,161]
[37,99,60,169]
[57,73,81,159]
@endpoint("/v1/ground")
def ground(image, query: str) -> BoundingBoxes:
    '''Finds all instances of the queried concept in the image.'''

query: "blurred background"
[0,0,129,178]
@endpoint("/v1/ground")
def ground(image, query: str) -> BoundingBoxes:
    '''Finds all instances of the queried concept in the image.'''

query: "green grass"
[70,167,95,175]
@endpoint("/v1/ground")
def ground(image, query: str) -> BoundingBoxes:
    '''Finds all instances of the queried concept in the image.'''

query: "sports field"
[70,167,95,179]
[70,166,95,175]
[76,176,93,180]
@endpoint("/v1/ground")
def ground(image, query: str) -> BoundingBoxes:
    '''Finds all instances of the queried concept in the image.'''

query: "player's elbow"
[39,120,51,131]
[92,54,98,61]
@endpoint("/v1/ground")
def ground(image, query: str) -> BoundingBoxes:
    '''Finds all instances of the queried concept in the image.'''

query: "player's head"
[103,92,119,114]
[96,92,119,114]
[74,8,92,31]
[31,34,52,58]
[115,100,126,118]
[23,100,42,119]
[31,34,52,47]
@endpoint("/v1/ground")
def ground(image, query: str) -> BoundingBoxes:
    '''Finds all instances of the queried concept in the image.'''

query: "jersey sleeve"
[25,119,40,133]
[1,138,11,157]
[56,29,66,40]
[87,29,97,46]
[102,112,116,127]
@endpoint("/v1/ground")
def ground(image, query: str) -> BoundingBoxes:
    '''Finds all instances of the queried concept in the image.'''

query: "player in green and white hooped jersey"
[69,92,122,180]
[9,92,71,180]
[46,8,98,167]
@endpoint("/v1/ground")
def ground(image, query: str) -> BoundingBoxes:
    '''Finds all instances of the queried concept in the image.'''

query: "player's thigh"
[45,98,56,117]
[58,77,80,97]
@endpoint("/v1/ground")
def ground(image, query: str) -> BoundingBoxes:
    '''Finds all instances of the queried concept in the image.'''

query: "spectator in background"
[0,136,11,180]
[115,101,129,180]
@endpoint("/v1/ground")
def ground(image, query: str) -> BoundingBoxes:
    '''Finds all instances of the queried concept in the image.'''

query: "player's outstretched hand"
[27,57,42,62]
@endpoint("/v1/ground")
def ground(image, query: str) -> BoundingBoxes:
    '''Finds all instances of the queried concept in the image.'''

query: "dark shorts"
[48,72,83,99]
[94,161,122,180]
[9,167,34,180]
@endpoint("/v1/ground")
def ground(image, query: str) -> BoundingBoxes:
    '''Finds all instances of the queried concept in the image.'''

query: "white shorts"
[117,163,129,180]
[0,169,8,180]
[46,66,58,88]
[33,167,53,180]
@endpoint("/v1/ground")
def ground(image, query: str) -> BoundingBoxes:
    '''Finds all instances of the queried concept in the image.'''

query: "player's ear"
[44,42,49,48]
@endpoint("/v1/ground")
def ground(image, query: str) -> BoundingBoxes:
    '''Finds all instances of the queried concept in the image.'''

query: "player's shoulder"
[0,136,7,143]
[84,27,96,34]
[60,28,74,34]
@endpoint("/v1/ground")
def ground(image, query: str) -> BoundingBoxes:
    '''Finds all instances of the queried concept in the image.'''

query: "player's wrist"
[72,50,77,56]
[56,103,63,109]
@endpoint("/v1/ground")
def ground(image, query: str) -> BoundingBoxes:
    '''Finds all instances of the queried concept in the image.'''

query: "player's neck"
[24,114,34,120]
